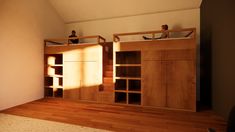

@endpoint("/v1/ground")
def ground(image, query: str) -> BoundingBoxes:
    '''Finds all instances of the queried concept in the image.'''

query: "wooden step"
[103,83,114,87]
[103,88,113,92]
[104,71,113,77]
[104,77,113,83]
[98,83,114,92]
[106,65,113,71]
[103,84,114,92]
[108,60,113,65]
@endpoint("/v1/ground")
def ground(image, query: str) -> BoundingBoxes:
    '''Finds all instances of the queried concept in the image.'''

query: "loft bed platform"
[113,28,196,43]
[44,35,106,47]
[44,35,106,54]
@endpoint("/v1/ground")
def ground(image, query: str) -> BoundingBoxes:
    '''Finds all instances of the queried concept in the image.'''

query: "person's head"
[161,24,168,30]
[72,30,76,35]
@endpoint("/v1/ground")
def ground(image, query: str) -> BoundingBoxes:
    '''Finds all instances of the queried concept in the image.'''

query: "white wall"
[0,0,65,110]
[50,0,201,23]
[66,9,200,42]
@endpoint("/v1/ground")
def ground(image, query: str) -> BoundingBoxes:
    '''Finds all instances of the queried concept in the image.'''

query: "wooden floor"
[1,98,226,132]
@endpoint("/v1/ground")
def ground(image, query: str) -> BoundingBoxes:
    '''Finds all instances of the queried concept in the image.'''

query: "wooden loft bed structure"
[113,28,197,111]
[44,35,107,101]
[44,28,197,112]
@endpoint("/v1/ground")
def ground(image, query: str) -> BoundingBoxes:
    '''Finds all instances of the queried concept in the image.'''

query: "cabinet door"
[63,61,99,101]
[79,61,98,101]
[166,60,196,111]
[63,62,81,100]
[142,60,166,107]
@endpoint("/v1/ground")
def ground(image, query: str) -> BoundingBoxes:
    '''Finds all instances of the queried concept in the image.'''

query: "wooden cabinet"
[45,44,103,102]
[142,49,196,111]
[166,60,195,110]
[114,39,196,111]
[142,60,166,107]
[164,49,195,110]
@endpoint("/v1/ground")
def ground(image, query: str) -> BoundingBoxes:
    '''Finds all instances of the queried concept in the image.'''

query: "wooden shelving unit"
[114,51,141,105]
[44,54,63,98]
[113,28,197,111]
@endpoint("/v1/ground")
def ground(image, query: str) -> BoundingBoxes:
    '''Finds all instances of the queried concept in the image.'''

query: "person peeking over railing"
[69,30,79,44]
[143,24,169,40]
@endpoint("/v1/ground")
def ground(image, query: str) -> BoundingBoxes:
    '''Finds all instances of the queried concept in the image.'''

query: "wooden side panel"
[166,60,196,111]
[142,60,166,107]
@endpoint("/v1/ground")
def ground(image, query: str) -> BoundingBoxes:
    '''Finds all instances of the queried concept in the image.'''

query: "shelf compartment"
[48,66,63,76]
[128,79,141,91]
[54,88,63,98]
[116,51,141,64]
[116,66,141,77]
[53,77,63,87]
[45,87,53,97]
[45,54,63,65]
[44,77,53,86]
[115,92,127,104]
[115,79,127,90]
[128,93,141,105]
[47,66,63,76]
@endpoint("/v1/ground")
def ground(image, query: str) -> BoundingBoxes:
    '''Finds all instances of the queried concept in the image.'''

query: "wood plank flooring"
[1,98,227,132]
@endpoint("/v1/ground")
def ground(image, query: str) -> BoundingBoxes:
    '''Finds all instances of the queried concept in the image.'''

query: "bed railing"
[44,35,106,46]
[113,28,196,42]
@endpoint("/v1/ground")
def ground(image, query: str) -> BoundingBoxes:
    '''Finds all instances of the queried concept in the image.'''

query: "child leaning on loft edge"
[69,30,79,44]
[143,24,169,40]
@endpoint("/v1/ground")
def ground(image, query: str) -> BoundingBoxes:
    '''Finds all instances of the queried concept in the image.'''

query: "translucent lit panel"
[53,77,59,87]
[47,67,55,76]
[48,56,56,65]
[63,62,81,90]
[82,62,98,87]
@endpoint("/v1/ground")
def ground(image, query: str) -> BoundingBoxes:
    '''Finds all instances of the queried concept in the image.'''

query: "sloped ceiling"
[49,0,202,23]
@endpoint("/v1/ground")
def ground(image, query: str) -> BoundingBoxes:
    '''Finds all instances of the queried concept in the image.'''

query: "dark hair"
[164,24,168,30]
[72,30,76,33]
